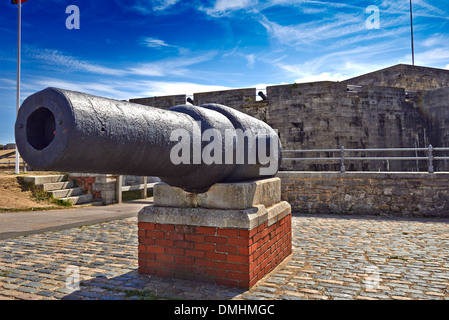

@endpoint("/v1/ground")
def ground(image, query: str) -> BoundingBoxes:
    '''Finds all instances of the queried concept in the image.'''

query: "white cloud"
[422,34,445,47]
[26,46,217,79]
[259,13,365,47]
[152,0,180,11]
[138,81,233,97]
[379,0,448,19]
[245,54,255,68]
[295,72,346,83]
[201,0,257,17]
[33,78,129,98]
[141,37,172,48]
[411,47,449,66]
[125,0,180,14]
[27,49,125,76]
[0,78,16,86]
[25,76,234,102]
[262,0,363,10]
[127,52,217,77]
[273,40,404,83]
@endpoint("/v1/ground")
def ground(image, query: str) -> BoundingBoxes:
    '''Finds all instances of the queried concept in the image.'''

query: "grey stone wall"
[129,94,187,110]
[344,64,449,91]
[128,64,449,172]
[267,82,434,171]
[277,171,449,218]
[194,88,268,122]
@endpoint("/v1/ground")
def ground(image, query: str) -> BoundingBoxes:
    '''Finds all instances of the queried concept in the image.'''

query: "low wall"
[277,171,449,218]
[69,174,118,205]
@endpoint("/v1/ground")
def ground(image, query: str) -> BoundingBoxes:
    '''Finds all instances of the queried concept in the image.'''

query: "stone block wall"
[129,94,187,110]
[69,174,118,205]
[343,64,449,91]
[194,88,268,122]
[127,64,449,173]
[421,87,449,147]
[268,82,434,171]
[278,171,449,218]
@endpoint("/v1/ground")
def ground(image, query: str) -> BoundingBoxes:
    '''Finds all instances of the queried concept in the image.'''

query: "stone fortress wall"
[130,64,449,217]
[130,64,449,173]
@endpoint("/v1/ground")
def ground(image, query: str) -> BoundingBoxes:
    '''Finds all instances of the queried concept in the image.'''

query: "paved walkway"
[0,199,151,240]
[0,209,449,300]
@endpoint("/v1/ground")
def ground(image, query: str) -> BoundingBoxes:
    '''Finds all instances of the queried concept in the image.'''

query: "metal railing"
[0,160,28,171]
[115,175,157,204]
[282,145,449,173]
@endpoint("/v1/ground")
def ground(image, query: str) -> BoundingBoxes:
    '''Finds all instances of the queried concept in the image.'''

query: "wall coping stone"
[138,201,291,230]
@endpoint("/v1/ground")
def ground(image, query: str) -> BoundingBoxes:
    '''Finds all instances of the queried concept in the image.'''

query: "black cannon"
[15,88,281,193]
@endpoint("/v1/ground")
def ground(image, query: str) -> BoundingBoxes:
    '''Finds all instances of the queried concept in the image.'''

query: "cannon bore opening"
[26,107,56,150]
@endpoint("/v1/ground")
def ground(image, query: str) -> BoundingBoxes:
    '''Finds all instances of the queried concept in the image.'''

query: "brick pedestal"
[137,178,292,289]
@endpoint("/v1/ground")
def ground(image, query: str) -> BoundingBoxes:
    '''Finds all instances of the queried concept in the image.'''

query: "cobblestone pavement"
[1,214,448,300]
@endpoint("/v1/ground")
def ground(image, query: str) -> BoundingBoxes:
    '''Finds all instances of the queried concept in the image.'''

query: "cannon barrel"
[15,88,281,193]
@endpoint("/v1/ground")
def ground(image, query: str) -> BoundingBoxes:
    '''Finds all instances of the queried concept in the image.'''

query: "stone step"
[23,175,67,185]
[49,187,84,199]
[61,194,94,205]
[43,181,74,191]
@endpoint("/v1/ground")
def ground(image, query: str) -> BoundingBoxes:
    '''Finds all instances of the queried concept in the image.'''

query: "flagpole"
[410,0,415,66]
[15,1,22,175]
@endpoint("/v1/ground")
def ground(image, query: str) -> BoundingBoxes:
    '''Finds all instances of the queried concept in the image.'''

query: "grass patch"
[99,287,183,300]
[16,177,73,208]
[388,255,408,261]
[0,270,12,277]
[122,189,153,202]
[0,206,72,213]
[124,289,158,300]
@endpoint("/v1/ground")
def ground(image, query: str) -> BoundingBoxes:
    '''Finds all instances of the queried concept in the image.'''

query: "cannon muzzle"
[15,88,281,193]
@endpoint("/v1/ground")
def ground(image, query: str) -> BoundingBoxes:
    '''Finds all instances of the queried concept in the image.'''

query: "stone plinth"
[137,178,292,289]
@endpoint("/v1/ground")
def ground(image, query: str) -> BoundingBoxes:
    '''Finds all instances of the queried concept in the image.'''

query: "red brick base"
[69,176,96,196]
[138,214,292,289]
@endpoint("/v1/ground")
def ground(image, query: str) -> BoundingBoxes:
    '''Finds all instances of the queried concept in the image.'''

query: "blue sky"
[1,0,449,144]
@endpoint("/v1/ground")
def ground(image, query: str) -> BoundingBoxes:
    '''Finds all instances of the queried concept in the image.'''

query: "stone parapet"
[278,171,449,217]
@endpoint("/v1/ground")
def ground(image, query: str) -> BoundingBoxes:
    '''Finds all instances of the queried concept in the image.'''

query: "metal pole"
[410,0,415,66]
[340,146,346,173]
[428,145,434,173]
[15,2,22,175]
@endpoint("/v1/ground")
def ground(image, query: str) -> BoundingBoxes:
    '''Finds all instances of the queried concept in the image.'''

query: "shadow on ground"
[62,270,246,300]
[293,212,449,224]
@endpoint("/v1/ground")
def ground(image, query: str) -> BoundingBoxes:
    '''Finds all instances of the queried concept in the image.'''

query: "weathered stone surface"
[277,171,449,218]
[138,201,291,230]
[153,177,281,210]
[132,64,449,173]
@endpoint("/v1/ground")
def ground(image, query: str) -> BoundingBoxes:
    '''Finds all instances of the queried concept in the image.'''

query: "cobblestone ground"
[0,214,448,300]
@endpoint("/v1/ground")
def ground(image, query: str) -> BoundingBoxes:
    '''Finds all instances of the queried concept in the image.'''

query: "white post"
[141,176,148,199]
[116,175,123,204]
[15,2,22,175]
